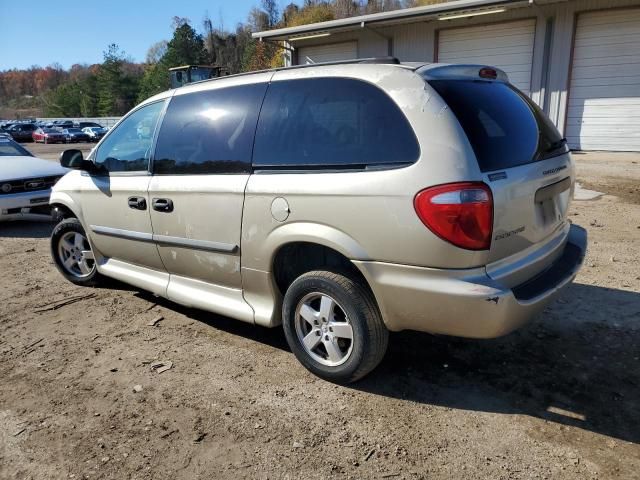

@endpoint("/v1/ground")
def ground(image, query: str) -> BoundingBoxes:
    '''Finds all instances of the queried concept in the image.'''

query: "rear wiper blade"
[545,137,567,153]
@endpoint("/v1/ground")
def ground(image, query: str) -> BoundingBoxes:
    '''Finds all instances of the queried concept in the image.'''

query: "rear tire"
[282,270,388,384]
[51,218,103,287]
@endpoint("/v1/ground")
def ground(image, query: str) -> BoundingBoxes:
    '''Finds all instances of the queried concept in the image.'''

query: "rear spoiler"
[418,64,509,83]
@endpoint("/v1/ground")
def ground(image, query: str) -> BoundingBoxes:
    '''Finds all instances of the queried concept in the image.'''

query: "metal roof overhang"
[252,0,536,41]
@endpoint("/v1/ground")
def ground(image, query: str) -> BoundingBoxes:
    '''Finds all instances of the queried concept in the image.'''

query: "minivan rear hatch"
[427,74,573,270]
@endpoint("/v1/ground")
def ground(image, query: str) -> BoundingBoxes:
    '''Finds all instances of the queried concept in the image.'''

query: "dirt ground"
[1,147,639,480]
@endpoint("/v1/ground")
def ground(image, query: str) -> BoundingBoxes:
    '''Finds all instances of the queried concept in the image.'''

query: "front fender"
[49,190,84,225]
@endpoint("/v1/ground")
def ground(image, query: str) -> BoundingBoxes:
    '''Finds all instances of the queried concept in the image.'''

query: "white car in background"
[81,126,108,142]
[0,137,68,221]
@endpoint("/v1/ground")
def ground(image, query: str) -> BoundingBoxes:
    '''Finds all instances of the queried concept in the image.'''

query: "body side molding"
[90,225,238,253]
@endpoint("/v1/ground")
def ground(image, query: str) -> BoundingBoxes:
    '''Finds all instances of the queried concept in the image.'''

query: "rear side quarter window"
[153,83,268,175]
[253,77,419,170]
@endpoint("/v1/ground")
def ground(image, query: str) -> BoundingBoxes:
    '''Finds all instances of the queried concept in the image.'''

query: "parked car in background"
[53,120,74,129]
[49,60,587,383]
[82,127,107,142]
[8,123,37,142]
[62,128,91,143]
[0,136,68,221]
[75,121,104,129]
[33,127,66,144]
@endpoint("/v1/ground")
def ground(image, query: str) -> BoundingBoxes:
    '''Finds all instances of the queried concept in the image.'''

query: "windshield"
[0,139,33,157]
[428,80,566,172]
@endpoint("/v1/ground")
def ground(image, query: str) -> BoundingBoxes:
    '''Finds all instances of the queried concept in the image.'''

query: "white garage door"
[437,19,536,95]
[567,9,640,151]
[297,42,357,65]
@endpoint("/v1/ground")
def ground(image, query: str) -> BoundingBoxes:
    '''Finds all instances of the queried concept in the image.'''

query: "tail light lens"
[414,182,493,250]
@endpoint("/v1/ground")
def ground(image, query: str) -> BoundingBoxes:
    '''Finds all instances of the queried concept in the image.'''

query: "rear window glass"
[253,78,419,169]
[429,80,565,172]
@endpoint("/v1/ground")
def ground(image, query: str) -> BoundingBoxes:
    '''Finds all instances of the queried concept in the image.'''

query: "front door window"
[94,101,164,173]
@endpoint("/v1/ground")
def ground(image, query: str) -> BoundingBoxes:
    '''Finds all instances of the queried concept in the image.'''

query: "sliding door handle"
[127,196,147,210]
[152,198,174,213]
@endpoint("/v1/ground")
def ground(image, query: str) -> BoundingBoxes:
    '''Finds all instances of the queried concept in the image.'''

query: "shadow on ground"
[0,221,53,239]
[356,283,640,445]
[139,282,640,445]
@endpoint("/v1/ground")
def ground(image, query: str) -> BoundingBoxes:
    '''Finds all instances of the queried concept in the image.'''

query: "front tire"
[282,271,388,383]
[51,218,102,287]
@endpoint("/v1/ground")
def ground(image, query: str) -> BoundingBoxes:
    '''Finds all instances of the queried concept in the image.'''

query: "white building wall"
[545,0,640,137]
[290,28,388,64]
[381,23,433,61]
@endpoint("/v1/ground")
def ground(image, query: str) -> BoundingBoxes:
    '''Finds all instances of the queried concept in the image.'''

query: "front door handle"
[152,198,174,213]
[128,196,147,210]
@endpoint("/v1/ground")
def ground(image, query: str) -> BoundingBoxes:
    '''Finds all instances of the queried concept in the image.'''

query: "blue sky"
[0,0,289,70]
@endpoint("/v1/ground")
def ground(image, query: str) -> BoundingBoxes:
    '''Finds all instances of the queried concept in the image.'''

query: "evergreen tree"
[162,22,209,67]
[138,20,209,102]
[96,44,125,115]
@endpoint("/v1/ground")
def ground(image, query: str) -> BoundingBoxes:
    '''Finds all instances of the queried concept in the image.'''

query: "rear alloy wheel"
[294,292,354,367]
[51,218,102,286]
[283,270,388,383]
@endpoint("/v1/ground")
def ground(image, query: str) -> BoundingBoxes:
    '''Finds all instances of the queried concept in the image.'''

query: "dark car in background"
[61,128,91,143]
[33,127,66,144]
[53,120,74,129]
[81,126,107,142]
[8,123,37,142]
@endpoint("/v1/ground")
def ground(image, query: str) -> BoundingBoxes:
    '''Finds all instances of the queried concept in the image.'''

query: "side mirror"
[60,149,94,172]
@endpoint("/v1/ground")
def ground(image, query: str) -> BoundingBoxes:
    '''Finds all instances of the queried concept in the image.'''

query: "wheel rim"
[57,231,96,278]
[294,292,354,367]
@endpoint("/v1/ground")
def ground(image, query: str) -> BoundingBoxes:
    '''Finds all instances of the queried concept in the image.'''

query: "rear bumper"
[0,189,54,221]
[354,224,587,338]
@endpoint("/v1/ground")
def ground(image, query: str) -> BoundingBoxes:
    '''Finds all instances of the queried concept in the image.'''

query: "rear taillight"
[414,182,493,250]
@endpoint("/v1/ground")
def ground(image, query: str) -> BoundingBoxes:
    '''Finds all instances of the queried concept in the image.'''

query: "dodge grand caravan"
[49,59,587,383]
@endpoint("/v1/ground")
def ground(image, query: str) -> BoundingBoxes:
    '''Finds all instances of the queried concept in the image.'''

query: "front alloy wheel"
[57,231,95,277]
[51,218,102,286]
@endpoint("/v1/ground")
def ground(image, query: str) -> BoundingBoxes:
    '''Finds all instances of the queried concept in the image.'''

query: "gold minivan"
[50,59,587,383]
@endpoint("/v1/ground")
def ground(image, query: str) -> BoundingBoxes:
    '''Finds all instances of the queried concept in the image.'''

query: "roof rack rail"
[355,56,400,65]
[181,57,403,88]
[296,56,400,67]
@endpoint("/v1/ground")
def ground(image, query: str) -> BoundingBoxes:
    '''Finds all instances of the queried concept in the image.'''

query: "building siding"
[436,19,537,95]
[566,8,640,150]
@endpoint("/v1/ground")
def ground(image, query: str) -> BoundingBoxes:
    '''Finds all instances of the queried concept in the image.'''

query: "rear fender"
[242,222,371,328]
[255,222,370,271]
